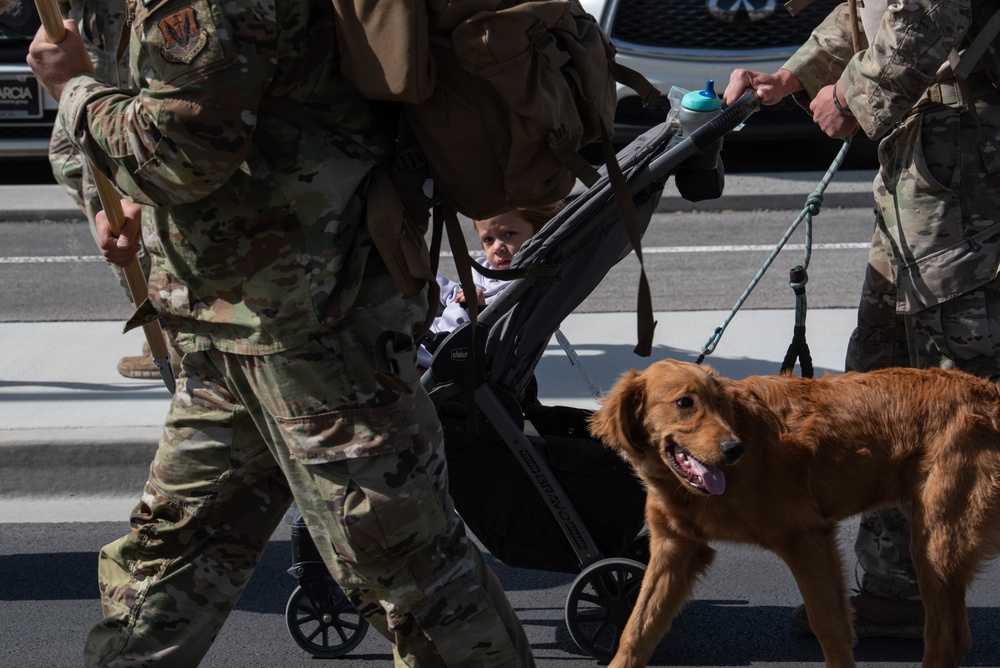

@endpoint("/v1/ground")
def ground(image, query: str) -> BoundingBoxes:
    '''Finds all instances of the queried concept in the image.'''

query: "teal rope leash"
[695,137,853,374]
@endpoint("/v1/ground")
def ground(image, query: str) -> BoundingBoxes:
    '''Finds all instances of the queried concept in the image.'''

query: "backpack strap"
[953,6,1000,81]
[612,62,660,109]
[548,125,601,186]
[439,204,486,433]
[599,124,657,357]
[948,48,1000,174]
[115,0,134,88]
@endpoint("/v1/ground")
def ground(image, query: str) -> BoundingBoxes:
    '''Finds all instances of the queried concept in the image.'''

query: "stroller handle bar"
[691,88,761,151]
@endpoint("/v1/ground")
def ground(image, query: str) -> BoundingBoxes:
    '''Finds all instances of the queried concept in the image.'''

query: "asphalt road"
[0,200,875,322]
[8,515,1000,668]
[4,512,1000,667]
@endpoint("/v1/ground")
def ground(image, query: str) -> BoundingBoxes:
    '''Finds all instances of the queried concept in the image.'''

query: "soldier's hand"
[97,199,143,267]
[811,83,859,139]
[724,68,801,106]
[26,19,93,101]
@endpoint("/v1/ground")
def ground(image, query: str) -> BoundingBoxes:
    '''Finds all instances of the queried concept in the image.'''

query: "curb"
[1,432,159,497]
[0,426,161,450]
[1,184,83,222]
[10,210,87,222]
[656,190,873,212]
[1,173,877,223]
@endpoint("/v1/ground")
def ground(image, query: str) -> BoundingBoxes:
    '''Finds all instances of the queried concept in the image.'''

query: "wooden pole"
[33,1,175,392]
[847,0,861,55]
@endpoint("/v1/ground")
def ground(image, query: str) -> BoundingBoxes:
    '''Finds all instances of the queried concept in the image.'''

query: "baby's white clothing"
[418,256,510,367]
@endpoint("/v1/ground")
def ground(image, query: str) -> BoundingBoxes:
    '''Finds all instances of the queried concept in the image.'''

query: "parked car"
[0,0,57,160]
[582,0,845,144]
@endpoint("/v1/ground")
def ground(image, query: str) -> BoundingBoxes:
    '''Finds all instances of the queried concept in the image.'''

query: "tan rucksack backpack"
[333,0,655,219]
[335,0,660,395]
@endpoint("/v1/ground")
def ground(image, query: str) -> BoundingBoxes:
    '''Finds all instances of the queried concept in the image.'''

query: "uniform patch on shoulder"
[157,7,208,63]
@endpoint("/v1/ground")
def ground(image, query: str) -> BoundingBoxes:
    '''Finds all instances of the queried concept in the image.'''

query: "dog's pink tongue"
[690,459,726,495]
[702,467,726,495]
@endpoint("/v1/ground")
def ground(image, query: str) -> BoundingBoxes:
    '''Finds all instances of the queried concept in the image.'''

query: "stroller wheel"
[564,557,646,661]
[285,575,369,658]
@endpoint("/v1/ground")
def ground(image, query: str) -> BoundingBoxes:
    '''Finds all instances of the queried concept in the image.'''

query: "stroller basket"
[441,402,648,574]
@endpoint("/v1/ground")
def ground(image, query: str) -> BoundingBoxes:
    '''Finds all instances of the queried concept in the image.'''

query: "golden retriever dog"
[588,359,1000,668]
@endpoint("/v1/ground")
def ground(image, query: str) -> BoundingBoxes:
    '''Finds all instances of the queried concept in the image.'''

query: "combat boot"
[116,335,182,380]
[791,592,924,639]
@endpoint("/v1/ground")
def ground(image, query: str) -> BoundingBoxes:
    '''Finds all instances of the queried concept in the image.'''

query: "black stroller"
[283,91,761,661]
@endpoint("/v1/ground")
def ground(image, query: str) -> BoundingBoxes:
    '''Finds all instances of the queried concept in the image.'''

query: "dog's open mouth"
[667,445,726,495]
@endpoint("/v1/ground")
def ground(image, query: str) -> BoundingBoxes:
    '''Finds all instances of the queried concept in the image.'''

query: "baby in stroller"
[418,202,566,368]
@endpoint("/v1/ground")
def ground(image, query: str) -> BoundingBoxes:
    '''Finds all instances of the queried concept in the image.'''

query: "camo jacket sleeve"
[783,0,973,140]
[57,0,276,206]
[48,0,128,211]
[782,3,858,103]
[55,0,393,352]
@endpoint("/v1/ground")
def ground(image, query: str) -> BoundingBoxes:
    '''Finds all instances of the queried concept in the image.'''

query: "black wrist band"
[832,85,853,117]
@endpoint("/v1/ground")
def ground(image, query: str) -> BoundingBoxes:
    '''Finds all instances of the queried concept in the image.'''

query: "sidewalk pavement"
[0,309,857,498]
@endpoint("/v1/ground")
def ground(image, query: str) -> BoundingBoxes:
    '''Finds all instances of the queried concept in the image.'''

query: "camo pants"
[846,203,1000,602]
[83,275,534,668]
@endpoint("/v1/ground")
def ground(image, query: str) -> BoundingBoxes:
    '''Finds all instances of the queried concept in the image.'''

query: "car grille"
[609,0,842,51]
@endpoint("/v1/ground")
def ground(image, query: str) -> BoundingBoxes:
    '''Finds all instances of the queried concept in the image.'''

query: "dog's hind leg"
[910,498,976,667]
[776,526,857,668]
[609,527,715,668]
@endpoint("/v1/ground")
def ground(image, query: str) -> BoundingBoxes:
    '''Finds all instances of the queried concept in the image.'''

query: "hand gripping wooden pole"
[33,0,176,393]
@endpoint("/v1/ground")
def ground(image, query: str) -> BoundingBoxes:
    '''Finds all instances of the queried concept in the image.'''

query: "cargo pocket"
[899,109,963,262]
[339,451,452,563]
[275,403,414,463]
[882,110,972,311]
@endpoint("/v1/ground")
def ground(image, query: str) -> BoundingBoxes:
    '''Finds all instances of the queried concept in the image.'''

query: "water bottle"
[675,79,725,202]
[678,79,722,137]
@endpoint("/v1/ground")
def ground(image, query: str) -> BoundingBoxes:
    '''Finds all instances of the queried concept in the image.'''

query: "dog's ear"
[589,369,648,456]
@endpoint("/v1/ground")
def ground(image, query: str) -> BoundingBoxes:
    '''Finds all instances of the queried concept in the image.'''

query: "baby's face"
[473,212,536,270]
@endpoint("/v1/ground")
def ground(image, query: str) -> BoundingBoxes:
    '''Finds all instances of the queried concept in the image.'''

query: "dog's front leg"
[777,527,856,668]
[610,521,715,668]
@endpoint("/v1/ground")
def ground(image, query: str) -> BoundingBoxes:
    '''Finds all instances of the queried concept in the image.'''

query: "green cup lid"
[682,79,721,111]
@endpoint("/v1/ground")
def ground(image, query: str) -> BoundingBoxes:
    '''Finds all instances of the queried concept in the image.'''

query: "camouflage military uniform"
[54,0,535,664]
[784,0,1000,601]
